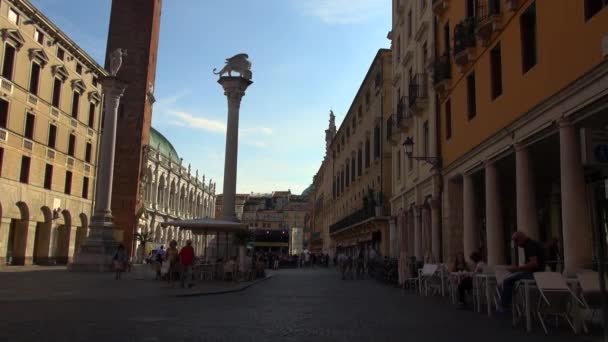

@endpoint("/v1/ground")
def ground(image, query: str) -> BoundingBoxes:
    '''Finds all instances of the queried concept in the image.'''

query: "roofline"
[16,0,108,75]
[330,48,391,147]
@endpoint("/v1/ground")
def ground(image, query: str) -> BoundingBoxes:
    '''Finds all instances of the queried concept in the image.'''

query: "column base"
[68,239,120,272]
[68,217,121,272]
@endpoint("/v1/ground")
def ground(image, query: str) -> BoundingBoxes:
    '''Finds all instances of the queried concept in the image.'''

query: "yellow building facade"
[311,49,394,257]
[0,0,106,265]
[434,0,608,274]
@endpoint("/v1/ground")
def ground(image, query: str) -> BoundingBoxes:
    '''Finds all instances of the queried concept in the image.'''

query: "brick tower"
[104,0,162,256]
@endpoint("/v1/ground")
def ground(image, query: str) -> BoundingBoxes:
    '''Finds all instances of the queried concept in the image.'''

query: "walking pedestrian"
[113,244,128,280]
[166,240,179,285]
[155,245,165,280]
[179,240,195,288]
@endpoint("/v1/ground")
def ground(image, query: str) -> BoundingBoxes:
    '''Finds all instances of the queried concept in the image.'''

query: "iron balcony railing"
[477,0,501,21]
[433,52,451,85]
[408,73,428,107]
[329,207,375,234]
[453,17,477,56]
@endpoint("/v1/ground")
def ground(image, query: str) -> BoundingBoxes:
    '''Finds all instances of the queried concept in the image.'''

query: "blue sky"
[31,0,391,194]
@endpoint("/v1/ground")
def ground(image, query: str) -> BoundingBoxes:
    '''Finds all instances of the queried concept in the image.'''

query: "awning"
[160,218,248,234]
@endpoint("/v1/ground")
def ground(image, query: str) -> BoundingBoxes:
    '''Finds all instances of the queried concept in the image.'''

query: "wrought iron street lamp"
[402,136,441,169]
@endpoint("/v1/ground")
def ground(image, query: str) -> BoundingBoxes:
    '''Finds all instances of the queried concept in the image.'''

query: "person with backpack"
[154,245,165,280]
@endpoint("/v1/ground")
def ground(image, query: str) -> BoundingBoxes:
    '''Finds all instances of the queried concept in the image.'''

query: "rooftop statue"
[109,48,127,76]
[213,53,252,80]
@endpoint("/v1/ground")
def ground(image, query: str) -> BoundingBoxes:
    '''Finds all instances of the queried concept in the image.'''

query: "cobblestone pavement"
[0,267,596,342]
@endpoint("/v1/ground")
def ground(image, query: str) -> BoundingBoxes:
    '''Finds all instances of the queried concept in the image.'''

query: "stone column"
[24,221,37,265]
[0,218,10,265]
[414,206,423,261]
[485,161,505,267]
[559,121,592,275]
[430,198,442,262]
[70,76,128,272]
[218,76,253,222]
[515,144,539,241]
[463,174,478,261]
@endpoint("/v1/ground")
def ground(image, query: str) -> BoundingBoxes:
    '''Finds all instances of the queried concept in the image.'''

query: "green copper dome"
[150,127,180,162]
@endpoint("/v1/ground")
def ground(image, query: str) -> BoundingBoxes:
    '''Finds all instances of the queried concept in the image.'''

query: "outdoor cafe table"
[511,278,580,333]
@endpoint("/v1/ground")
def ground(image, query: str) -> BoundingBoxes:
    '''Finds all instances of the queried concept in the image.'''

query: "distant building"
[233,191,311,254]
[138,127,217,257]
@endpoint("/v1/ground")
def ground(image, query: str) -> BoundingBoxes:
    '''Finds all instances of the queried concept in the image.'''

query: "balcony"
[433,53,451,95]
[408,73,429,114]
[432,0,449,15]
[395,96,412,129]
[476,0,502,46]
[330,207,375,235]
[454,17,477,67]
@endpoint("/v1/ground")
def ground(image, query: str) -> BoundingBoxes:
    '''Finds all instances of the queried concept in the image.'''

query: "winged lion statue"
[213,53,252,80]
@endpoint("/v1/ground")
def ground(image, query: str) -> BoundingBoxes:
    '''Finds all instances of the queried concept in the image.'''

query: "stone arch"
[179,185,186,215]
[33,206,53,265]
[196,194,201,217]
[7,202,30,265]
[188,188,195,217]
[170,179,177,213]
[145,167,154,205]
[157,173,166,210]
[74,213,88,258]
[55,210,72,264]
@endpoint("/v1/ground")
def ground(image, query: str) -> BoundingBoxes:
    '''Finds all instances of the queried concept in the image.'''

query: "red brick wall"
[105,0,162,256]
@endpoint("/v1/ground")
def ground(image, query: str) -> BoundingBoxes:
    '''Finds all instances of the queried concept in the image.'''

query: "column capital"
[513,142,528,152]
[557,117,574,128]
[218,76,252,99]
[100,76,128,98]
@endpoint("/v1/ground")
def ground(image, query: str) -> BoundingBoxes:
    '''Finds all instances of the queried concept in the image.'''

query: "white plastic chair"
[418,264,439,296]
[577,271,604,333]
[534,272,584,334]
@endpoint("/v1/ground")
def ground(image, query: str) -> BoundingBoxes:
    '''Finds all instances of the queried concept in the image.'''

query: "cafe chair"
[534,272,584,334]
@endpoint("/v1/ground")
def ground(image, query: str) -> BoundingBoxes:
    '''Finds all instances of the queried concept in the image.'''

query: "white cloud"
[167,111,226,133]
[294,0,385,24]
[156,89,191,108]
[241,127,273,135]
[243,140,268,148]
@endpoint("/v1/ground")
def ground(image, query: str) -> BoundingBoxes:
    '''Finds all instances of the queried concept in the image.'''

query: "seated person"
[450,252,470,273]
[497,231,546,312]
[456,252,485,307]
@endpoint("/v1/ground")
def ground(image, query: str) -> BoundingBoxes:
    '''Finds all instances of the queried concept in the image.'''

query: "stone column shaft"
[89,78,128,241]
[485,162,505,267]
[463,174,478,260]
[515,145,539,240]
[559,122,592,274]
[218,77,252,222]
